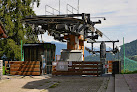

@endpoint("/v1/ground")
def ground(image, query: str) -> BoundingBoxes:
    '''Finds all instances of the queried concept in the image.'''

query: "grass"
[49,83,59,88]
[45,81,51,83]
[39,84,43,86]
[121,70,137,74]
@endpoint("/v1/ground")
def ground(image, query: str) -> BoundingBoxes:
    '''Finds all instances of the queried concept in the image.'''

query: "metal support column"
[123,37,125,73]
[21,40,22,61]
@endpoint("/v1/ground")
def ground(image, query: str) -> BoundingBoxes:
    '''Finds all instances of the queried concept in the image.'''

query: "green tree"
[0,0,40,60]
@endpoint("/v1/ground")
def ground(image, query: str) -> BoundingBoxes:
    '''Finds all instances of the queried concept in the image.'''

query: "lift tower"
[23,13,104,61]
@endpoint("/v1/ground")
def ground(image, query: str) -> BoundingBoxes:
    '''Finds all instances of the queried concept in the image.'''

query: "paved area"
[0,75,109,92]
[115,74,130,92]
[2,74,137,92]
[106,76,114,92]
[124,74,137,92]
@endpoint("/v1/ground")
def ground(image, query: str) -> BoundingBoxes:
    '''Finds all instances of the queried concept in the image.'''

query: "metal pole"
[21,40,22,61]
[66,4,68,14]
[78,0,79,14]
[59,0,60,14]
[123,37,125,72]
[45,5,46,15]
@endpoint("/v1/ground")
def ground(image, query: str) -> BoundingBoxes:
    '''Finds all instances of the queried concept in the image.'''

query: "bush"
[121,69,137,74]
[3,66,5,75]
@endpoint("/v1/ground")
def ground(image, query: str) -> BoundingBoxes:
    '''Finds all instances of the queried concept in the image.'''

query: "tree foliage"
[0,0,40,60]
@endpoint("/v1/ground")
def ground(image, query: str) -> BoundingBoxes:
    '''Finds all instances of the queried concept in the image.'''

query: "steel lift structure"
[23,13,104,61]
[23,4,119,62]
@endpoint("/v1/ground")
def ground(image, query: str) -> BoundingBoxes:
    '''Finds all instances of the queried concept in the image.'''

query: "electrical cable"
[101,31,120,50]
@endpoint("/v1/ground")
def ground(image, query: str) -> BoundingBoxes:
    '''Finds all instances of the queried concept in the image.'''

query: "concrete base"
[60,49,83,61]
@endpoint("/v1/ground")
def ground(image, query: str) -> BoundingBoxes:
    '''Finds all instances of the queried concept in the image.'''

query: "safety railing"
[66,4,78,14]
[45,5,60,15]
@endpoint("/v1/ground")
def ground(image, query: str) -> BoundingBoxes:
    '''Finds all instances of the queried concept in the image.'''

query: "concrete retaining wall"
[0,60,3,80]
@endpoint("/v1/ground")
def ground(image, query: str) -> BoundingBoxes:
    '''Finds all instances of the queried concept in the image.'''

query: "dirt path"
[0,75,110,92]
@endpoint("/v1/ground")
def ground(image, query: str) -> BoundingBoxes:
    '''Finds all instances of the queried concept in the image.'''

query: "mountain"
[51,41,67,55]
[50,41,90,57]
[48,39,137,61]
[85,39,137,61]
[85,53,119,61]
[120,39,137,57]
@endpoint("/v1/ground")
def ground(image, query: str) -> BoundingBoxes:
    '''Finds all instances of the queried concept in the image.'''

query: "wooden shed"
[23,43,56,74]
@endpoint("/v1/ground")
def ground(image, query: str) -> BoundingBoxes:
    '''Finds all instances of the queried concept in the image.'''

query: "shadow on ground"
[22,76,106,92]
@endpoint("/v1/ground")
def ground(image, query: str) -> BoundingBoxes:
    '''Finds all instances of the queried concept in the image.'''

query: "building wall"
[24,43,56,62]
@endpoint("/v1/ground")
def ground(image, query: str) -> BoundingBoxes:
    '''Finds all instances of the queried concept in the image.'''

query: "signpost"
[123,37,125,73]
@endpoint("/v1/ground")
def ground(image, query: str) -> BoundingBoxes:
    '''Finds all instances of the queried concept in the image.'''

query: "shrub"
[3,66,5,75]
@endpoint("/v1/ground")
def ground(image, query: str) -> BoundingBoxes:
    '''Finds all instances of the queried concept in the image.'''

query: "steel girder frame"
[23,13,103,42]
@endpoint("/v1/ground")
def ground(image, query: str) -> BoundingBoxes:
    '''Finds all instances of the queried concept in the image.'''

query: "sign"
[56,55,61,61]
[52,62,57,66]
[68,61,72,66]
[103,64,109,68]
[56,62,68,71]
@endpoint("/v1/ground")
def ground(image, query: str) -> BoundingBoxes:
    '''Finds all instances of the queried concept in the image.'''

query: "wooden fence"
[52,61,103,76]
[9,61,40,75]
[0,60,3,79]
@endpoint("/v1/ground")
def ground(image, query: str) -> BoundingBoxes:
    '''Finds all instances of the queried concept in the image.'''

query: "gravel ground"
[0,75,109,92]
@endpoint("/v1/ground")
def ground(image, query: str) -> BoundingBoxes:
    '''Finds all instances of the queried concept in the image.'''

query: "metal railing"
[67,4,78,14]
[45,5,60,15]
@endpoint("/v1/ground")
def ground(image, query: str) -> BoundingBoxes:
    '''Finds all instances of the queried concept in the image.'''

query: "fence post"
[97,63,99,77]
[101,63,103,76]
[93,62,94,76]
[81,61,84,75]
[0,60,3,80]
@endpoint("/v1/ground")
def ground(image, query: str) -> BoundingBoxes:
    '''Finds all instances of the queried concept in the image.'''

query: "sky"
[33,0,137,48]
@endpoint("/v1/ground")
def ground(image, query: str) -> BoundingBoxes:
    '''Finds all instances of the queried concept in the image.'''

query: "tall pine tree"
[0,0,40,60]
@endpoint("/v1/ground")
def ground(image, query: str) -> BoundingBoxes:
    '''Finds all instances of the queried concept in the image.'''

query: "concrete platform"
[106,76,114,92]
[115,74,130,92]
[124,74,137,92]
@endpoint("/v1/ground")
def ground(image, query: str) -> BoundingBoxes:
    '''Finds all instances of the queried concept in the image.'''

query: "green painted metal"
[22,50,24,61]
[123,37,125,72]
[21,40,22,61]
[125,57,137,72]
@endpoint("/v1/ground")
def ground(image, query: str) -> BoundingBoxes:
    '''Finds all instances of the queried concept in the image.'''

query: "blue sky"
[33,0,137,48]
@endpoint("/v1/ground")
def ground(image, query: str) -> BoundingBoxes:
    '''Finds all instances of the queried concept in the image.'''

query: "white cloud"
[38,32,60,42]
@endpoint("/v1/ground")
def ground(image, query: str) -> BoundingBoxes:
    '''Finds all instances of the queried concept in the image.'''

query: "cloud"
[34,0,137,48]
[38,32,60,43]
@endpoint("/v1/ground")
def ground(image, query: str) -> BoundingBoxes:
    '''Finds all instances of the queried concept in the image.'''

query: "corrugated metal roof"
[23,43,55,47]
